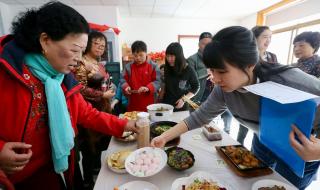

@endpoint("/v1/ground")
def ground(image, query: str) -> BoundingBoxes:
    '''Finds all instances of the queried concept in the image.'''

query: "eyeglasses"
[92,41,106,49]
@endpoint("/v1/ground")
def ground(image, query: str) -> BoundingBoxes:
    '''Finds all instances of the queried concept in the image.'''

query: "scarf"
[24,54,74,173]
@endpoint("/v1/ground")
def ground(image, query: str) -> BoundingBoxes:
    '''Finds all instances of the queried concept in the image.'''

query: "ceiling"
[0,0,282,20]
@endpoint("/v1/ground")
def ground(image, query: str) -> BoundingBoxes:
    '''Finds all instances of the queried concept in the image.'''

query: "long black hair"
[12,1,89,53]
[203,26,293,82]
[251,26,270,38]
[165,42,186,75]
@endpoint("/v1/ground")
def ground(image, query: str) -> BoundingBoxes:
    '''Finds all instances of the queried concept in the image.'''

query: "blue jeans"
[252,134,320,190]
[237,124,248,145]
[221,110,232,134]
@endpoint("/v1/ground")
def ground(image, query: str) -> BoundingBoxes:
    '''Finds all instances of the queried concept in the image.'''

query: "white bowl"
[125,147,167,177]
[251,179,297,190]
[118,181,159,190]
[147,103,174,122]
[171,171,234,190]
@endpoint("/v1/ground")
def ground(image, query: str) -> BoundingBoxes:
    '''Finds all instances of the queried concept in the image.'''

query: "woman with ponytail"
[0,2,137,189]
[151,26,320,189]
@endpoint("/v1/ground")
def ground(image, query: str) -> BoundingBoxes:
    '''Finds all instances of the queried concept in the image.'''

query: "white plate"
[171,171,234,190]
[106,149,132,174]
[251,179,297,190]
[118,181,159,190]
[125,147,167,177]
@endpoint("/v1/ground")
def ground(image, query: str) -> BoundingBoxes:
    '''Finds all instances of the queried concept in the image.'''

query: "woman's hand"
[0,142,32,174]
[150,136,167,148]
[138,86,149,93]
[289,125,320,161]
[124,87,131,95]
[175,98,184,109]
[111,99,119,110]
[124,120,139,134]
[103,89,115,100]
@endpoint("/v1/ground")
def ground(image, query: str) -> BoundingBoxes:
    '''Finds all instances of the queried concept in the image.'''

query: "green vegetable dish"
[154,125,171,135]
[166,147,194,170]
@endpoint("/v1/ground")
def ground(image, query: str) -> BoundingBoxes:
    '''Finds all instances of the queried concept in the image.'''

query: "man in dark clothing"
[187,32,212,103]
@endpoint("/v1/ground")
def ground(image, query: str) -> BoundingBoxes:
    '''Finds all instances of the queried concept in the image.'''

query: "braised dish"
[220,145,267,170]
[150,121,179,146]
[166,146,194,171]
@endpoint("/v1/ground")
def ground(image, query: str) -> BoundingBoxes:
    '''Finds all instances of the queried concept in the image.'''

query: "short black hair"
[84,30,108,60]
[12,1,89,53]
[251,26,270,38]
[203,26,259,81]
[293,31,320,53]
[165,42,186,75]
[199,32,212,41]
[131,41,147,53]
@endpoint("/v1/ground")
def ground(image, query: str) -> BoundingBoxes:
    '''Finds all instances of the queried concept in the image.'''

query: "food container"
[202,124,222,141]
[106,149,132,174]
[125,147,167,177]
[146,103,174,122]
[150,121,180,147]
[166,146,195,171]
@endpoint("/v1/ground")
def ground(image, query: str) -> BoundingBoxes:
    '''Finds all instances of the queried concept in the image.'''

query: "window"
[178,35,199,58]
[268,19,320,65]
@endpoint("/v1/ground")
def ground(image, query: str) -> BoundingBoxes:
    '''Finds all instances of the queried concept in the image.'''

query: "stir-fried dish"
[258,186,286,190]
[154,125,171,135]
[186,179,227,190]
[167,147,194,170]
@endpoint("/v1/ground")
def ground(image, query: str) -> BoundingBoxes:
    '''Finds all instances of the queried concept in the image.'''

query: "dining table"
[93,111,297,190]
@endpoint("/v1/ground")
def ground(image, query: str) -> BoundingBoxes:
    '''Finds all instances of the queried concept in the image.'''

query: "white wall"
[239,13,257,29]
[0,2,13,34]
[118,17,237,54]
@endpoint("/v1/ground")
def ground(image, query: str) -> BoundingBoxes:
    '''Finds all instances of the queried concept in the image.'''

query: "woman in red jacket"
[0,2,137,190]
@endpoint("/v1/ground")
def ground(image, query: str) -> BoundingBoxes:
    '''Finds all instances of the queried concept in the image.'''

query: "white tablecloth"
[93,111,296,190]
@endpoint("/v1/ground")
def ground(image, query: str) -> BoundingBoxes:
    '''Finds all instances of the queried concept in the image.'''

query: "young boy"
[120,41,161,111]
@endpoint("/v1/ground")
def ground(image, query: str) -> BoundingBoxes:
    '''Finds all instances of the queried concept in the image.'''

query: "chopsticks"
[182,95,200,110]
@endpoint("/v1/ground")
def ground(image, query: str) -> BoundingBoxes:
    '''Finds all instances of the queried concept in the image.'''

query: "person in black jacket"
[160,42,199,111]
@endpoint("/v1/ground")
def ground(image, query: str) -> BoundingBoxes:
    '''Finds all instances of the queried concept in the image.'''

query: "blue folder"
[260,97,317,177]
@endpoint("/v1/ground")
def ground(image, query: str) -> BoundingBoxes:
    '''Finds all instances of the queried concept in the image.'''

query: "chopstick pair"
[182,95,200,110]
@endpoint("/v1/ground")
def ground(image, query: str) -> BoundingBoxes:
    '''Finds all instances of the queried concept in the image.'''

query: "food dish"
[202,124,222,141]
[251,179,297,190]
[125,147,167,177]
[171,171,234,190]
[147,103,174,122]
[115,181,159,190]
[219,145,267,170]
[122,111,139,120]
[150,121,180,146]
[166,146,195,171]
[115,131,137,142]
[106,149,132,174]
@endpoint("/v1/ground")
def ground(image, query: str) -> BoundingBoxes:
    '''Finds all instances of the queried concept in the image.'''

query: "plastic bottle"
[136,112,150,148]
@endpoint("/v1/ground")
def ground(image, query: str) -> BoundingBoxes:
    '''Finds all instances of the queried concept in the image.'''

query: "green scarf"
[25,54,74,173]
